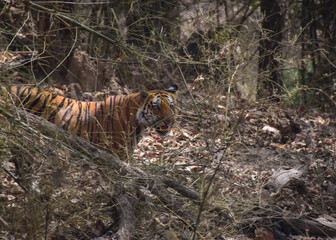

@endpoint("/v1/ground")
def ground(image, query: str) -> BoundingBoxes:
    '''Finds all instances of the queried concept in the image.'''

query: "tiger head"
[137,84,178,136]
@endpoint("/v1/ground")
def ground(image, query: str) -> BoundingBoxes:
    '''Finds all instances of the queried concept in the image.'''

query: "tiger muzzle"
[155,120,173,136]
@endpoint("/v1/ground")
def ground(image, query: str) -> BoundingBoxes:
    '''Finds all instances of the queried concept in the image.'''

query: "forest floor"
[0,86,335,240]
[134,91,336,239]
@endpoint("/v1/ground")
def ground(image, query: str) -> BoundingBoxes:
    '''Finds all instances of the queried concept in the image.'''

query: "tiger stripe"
[2,85,178,159]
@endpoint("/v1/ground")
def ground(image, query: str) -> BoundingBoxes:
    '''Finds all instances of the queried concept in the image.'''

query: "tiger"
[2,84,178,159]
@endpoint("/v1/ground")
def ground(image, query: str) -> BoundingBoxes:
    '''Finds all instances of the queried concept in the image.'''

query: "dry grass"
[1,81,335,239]
[1,1,335,239]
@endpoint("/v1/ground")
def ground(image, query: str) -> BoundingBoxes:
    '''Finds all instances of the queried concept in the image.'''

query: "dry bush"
[1,1,336,239]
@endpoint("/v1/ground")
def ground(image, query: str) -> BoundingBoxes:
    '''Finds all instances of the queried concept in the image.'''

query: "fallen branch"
[286,216,336,237]
[0,101,199,235]
[112,194,136,240]
[159,176,200,202]
[265,164,308,194]
[145,177,195,224]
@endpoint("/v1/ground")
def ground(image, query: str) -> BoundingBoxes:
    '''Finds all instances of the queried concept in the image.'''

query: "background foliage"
[1,0,336,239]
[1,0,335,108]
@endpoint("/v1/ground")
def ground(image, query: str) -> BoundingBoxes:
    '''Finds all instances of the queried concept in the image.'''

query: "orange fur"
[4,85,178,159]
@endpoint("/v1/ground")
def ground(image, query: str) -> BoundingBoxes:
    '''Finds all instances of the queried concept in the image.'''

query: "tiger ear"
[140,91,148,101]
[167,84,178,93]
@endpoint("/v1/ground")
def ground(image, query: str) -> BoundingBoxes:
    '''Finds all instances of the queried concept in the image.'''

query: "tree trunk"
[299,0,336,110]
[258,0,283,100]
[32,1,75,82]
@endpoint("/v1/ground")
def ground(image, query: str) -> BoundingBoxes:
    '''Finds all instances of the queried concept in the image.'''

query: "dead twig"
[1,101,200,235]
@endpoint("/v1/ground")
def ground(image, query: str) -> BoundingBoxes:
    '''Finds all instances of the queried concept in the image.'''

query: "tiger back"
[2,85,178,159]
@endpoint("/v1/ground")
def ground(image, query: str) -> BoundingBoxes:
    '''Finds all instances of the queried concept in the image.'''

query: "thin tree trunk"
[258,0,283,100]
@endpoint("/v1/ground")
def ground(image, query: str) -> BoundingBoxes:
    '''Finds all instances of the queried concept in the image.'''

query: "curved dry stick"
[1,101,200,232]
